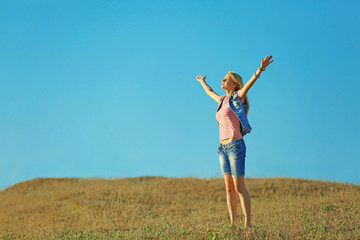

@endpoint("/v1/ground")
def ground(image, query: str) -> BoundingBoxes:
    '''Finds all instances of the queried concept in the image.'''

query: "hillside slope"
[0,177,359,239]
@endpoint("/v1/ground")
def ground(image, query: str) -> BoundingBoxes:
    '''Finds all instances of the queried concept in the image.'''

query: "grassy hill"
[0,177,359,239]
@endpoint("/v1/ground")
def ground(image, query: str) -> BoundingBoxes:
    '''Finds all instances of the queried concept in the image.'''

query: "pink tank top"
[216,92,246,141]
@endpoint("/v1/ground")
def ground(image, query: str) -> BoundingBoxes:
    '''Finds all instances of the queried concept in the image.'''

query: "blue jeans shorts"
[218,138,246,177]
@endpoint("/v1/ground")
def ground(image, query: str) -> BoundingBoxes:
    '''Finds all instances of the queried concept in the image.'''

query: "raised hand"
[196,74,207,82]
[260,55,274,71]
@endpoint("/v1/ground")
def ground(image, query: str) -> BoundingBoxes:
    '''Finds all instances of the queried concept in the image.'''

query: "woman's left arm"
[238,55,274,99]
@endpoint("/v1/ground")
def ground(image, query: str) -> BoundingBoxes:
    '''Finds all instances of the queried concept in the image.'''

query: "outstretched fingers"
[196,74,207,81]
[265,55,272,61]
[260,55,274,69]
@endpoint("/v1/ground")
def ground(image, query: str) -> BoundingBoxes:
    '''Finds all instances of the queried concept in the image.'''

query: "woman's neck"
[225,90,236,97]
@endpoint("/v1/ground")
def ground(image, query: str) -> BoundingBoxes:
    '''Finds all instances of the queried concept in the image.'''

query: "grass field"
[0,176,359,239]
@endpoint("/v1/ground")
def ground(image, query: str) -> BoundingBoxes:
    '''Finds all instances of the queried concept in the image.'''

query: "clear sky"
[1,0,359,190]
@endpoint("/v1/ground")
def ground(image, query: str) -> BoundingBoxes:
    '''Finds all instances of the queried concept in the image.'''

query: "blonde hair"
[228,71,250,116]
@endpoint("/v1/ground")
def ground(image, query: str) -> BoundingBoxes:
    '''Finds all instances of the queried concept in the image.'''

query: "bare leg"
[223,174,237,225]
[233,176,251,228]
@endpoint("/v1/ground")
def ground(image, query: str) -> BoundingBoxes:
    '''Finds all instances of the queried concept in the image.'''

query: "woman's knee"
[233,176,247,194]
[235,184,247,194]
[226,184,235,194]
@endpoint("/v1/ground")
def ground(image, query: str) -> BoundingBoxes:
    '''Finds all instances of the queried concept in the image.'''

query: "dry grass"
[0,176,359,239]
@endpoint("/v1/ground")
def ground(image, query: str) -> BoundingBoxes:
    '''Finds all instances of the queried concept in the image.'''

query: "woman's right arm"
[196,74,221,103]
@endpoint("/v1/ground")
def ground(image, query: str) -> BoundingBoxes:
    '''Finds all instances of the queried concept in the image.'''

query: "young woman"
[196,55,274,229]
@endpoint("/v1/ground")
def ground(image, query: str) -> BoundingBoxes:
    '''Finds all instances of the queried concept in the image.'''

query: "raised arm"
[196,74,222,103]
[238,55,274,99]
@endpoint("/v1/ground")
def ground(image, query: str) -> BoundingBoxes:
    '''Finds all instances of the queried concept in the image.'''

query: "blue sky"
[1,0,359,190]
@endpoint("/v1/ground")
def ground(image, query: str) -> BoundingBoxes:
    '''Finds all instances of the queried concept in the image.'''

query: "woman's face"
[221,74,237,91]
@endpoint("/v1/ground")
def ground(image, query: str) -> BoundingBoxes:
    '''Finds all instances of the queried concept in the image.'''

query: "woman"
[196,55,274,229]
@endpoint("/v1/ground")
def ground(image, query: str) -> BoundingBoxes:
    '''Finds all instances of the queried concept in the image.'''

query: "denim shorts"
[218,138,246,177]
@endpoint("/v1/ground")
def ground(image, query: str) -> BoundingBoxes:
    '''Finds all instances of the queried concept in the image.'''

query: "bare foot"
[244,224,252,230]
